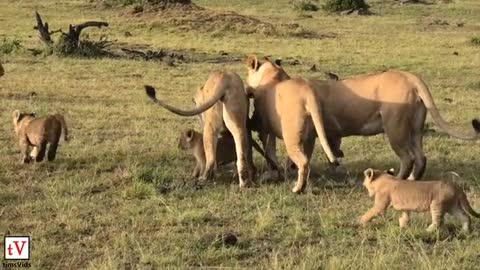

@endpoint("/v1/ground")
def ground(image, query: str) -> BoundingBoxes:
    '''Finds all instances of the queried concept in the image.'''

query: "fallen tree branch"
[34,11,53,45]
[33,11,109,53]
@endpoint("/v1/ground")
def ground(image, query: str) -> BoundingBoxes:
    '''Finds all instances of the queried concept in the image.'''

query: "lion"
[360,168,480,232]
[245,55,479,182]
[178,128,279,178]
[178,129,237,178]
[145,71,254,188]
[12,110,68,164]
[243,56,340,193]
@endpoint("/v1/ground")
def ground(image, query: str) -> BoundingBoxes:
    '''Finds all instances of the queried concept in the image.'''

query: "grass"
[1,0,480,268]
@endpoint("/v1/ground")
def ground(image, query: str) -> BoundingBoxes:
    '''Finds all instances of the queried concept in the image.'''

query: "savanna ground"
[1,0,480,269]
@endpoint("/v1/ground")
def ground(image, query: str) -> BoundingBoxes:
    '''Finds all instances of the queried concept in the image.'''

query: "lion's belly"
[333,111,384,136]
[391,194,431,212]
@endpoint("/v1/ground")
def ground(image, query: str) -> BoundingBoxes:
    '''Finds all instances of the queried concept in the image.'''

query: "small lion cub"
[360,168,480,232]
[12,110,68,164]
[178,129,236,178]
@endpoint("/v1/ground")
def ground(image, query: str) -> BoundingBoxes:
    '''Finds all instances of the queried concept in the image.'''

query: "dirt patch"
[118,1,334,39]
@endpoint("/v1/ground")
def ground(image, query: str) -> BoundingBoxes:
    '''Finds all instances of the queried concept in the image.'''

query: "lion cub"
[360,168,480,232]
[12,110,68,164]
[178,129,236,178]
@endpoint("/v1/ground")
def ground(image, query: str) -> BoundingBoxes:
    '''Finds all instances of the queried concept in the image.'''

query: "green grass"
[1,0,480,268]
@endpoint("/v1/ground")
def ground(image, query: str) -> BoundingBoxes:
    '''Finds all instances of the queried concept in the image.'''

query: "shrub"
[322,0,368,12]
[292,0,319,11]
[472,36,480,46]
[0,38,22,55]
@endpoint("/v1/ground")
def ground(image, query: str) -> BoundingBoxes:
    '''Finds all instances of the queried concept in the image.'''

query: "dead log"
[33,11,109,53]
[34,11,54,45]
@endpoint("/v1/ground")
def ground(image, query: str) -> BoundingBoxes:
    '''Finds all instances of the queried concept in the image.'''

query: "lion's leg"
[450,206,470,232]
[282,118,310,193]
[19,137,31,164]
[260,132,281,181]
[223,108,252,188]
[327,135,344,158]
[35,141,47,162]
[285,142,309,194]
[383,114,414,180]
[360,195,390,225]
[409,107,427,180]
[30,146,39,160]
[427,202,445,232]
[201,126,218,181]
[399,211,410,228]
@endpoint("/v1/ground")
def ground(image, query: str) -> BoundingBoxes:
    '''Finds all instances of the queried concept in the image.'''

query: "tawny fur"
[145,71,253,188]
[245,55,479,183]
[178,129,237,178]
[12,110,68,164]
[361,168,480,232]
[245,55,339,193]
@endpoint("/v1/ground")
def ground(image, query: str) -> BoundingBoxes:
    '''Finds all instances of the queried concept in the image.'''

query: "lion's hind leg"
[281,115,310,194]
[223,107,252,188]
[450,205,471,232]
[427,202,445,232]
[382,110,415,180]
[201,127,218,181]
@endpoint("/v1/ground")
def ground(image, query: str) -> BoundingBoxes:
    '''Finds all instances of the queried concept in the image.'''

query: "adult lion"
[243,57,340,193]
[145,71,254,188]
[245,55,479,181]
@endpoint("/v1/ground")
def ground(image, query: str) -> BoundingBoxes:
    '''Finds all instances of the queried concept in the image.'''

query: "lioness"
[361,168,480,232]
[245,55,479,181]
[244,56,339,193]
[12,110,68,163]
[145,71,253,188]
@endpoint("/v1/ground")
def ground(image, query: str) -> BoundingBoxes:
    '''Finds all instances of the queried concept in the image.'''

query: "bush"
[322,0,368,12]
[472,36,480,46]
[0,38,22,55]
[292,0,319,11]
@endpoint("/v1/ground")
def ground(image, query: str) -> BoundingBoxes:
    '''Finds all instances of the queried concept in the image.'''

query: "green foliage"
[292,0,319,11]
[0,37,22,55]
[322,0,368,12]
[471,36,480,46]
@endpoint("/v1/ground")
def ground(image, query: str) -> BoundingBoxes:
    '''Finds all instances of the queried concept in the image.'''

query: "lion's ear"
[274,59,282,66]
[245,55,259,71]
[386,168,395,176]
[364,168,375,181]
[186,129,195,141]
[12,110,21,122]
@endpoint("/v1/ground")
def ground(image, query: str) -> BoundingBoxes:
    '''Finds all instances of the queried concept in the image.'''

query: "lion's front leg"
[360,196,390,226]
[260,132,280,181]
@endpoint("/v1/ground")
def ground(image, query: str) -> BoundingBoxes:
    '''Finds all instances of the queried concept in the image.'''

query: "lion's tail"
[410,74,479,140]
[54,114,68,141]
[145,84,224,117]
[306,93,338,165]
[460,192,480,218]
